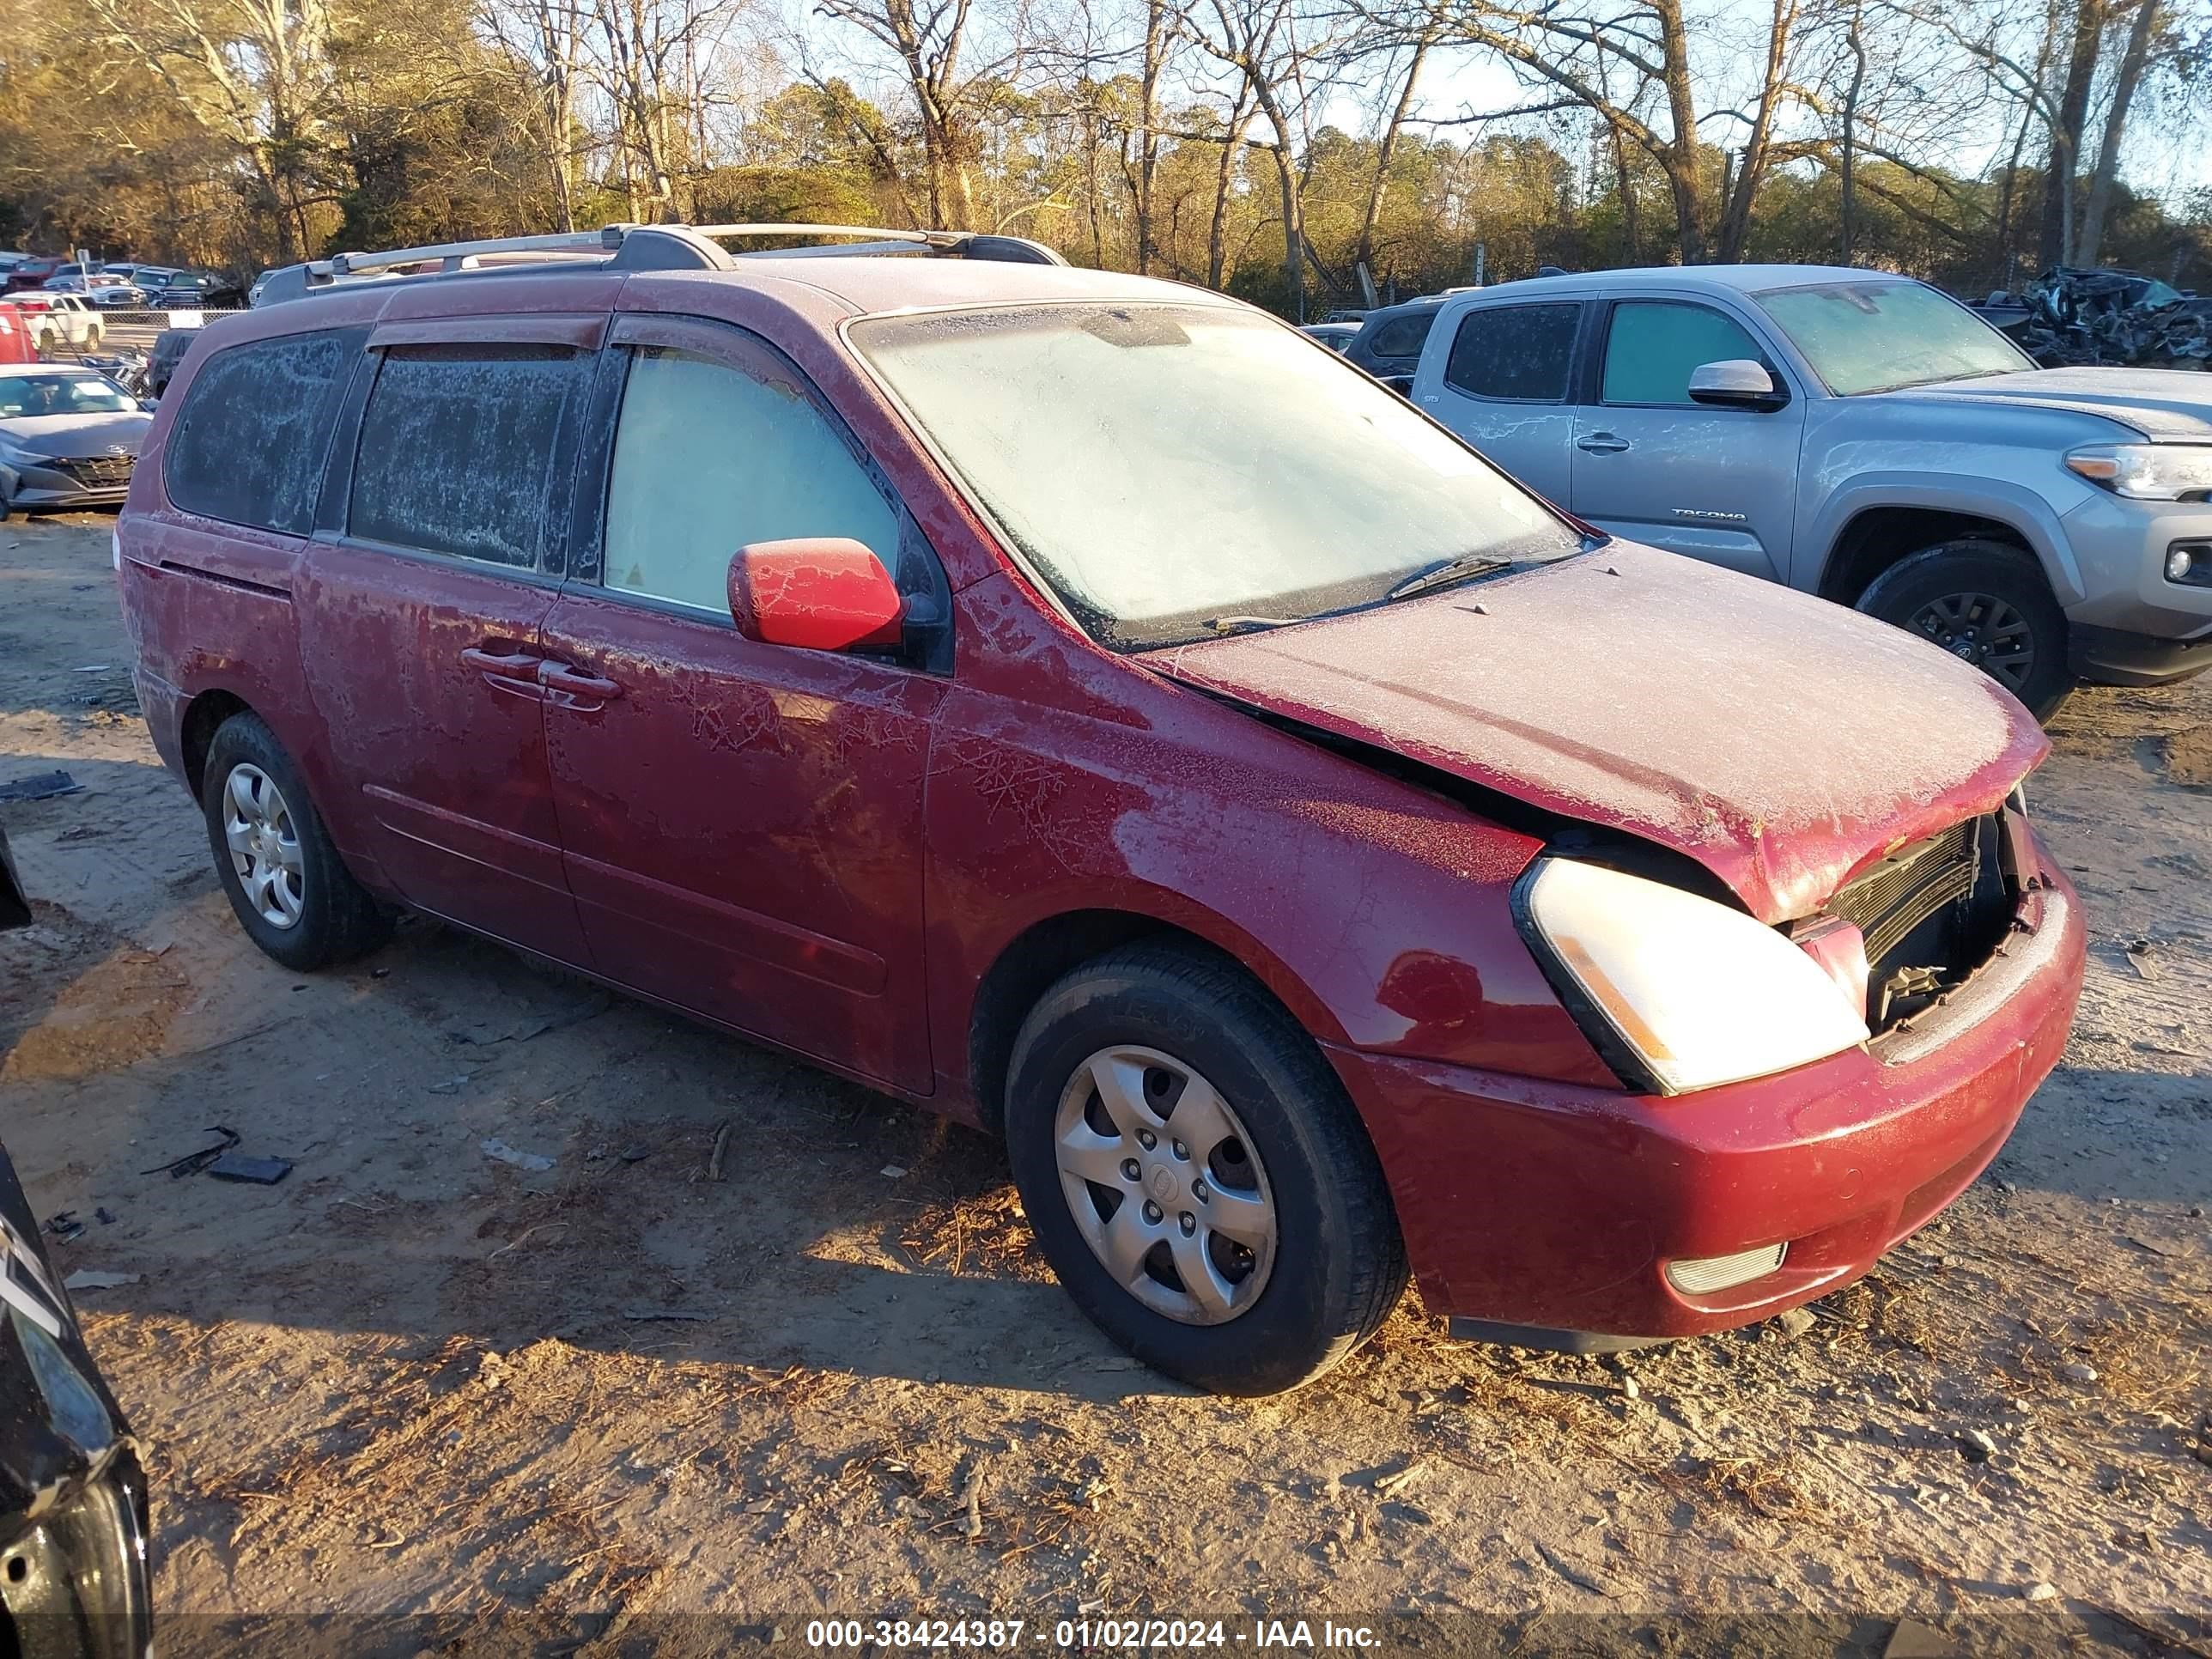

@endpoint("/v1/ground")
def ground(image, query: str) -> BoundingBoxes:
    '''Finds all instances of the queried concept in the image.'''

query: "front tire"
[1856,540,2074,721]
[1004,944,1407,1395]
[200,713,391,971]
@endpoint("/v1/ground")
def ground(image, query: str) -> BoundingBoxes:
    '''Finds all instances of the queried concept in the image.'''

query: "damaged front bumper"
[1,1451,154,1659]
[1327,822,2086,1350]
[0,1149,155,1659]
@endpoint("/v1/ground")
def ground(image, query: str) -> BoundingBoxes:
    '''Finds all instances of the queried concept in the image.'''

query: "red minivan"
[116,225,2084,1394]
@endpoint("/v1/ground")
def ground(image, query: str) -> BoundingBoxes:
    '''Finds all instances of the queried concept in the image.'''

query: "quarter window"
[349,343,588,568]
[166,331,353,535]
[601,345,898,613]
[1601,301,1771,405]
[1443,304,1582,402]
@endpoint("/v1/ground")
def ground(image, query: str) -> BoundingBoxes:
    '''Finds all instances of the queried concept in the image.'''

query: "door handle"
[460,644,543,675]
[538,661,623,702]
[1577,433,1631,453]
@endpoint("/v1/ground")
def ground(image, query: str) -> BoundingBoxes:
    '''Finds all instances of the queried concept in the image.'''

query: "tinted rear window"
[165,331,353,534]
[349,343,587,568]
[1443,303,1582,401]
[1367,314,1434,358]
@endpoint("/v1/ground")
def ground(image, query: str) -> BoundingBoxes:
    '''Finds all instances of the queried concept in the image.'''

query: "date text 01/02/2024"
[803,1621,1382,1650]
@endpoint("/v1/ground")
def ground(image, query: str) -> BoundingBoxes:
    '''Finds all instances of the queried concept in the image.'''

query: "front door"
[295,321,604,963]
[1568,298,1808,580]
[540,313,946,1091]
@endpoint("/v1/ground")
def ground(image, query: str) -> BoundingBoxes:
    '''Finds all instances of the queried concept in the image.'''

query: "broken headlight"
[2064,443,2212,501]
[1516,858,1870,1095]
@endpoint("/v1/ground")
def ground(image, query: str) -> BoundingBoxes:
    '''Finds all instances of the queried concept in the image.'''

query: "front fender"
[1801,471,2086,605]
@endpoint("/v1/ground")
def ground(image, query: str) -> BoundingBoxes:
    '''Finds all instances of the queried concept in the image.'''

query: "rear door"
[538,312,946,1091]
[1568,296,1807,580]
[294,315,603,963]
[1413,298,1585,504]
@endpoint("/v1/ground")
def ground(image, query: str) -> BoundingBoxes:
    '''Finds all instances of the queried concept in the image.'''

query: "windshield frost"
[1754,280,2032,396]
[854,304,1577,647]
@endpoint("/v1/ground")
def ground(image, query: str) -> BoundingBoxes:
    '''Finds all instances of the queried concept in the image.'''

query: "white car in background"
[15,293,105,352]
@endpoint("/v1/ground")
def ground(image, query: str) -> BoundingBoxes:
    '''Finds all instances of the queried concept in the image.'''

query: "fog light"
[2168,546,2197,582]
[2167,542,2212,586]
[1665,1242,1788,1295]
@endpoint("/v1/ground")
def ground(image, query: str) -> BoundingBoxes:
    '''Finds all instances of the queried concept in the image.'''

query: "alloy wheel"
[1052,1045,1277,1325]
[1907,591,2035,693]
[221,763,304,930]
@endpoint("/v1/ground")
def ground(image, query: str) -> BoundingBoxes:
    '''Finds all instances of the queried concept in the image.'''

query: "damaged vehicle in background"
[0,367,149,518]
[118,228,2083,1395]
[0,1130,155,1657]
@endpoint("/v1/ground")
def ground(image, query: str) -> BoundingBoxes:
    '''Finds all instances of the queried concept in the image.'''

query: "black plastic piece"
[2068,620,2212,686]
[606,226,733,272]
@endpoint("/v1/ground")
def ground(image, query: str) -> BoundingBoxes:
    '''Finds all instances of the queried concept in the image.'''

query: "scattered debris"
[1775,1307,1819,1340]
[881,1164,908,1179]
[94,1207,115,1226]
[1974,267,2212,368]
[141,1127,240,1179]
[2060,1361,2099,1384]
[44,1212,85,1243]
[2023,1582,2061,1603]
[0,769,82,803]
[1955,1428,1998,1462]
[1533,1539,1620,1597]
[620,1308,713,1323]
[426,1075,471,1095]
[1374,1458,1429,1497]
[209,1153,291,1185]
[62,1269,140,1291]
[2125,938,2161,981]
[961,1467,987,1540]
[709,1120,733,1182]
[481,1139,555,1173]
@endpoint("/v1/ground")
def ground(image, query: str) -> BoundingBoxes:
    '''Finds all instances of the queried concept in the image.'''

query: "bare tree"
[2076,0,2160,262]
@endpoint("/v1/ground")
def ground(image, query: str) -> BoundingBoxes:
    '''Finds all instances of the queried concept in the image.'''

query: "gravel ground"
[3,514,2207,1658]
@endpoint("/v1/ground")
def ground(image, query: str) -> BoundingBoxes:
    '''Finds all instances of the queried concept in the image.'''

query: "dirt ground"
[2,514,2207,1658]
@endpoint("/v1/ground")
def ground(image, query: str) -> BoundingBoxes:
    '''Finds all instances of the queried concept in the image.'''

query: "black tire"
[1856,539,2074,722]
[200,712,391,971]
[1004,943,1407,1395]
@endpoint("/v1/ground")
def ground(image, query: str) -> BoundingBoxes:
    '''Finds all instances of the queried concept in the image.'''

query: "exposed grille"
[1830,819,1978,969]
[56,454,133,489]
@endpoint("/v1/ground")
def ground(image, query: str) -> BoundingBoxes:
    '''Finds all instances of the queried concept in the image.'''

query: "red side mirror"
[726,538,905,653]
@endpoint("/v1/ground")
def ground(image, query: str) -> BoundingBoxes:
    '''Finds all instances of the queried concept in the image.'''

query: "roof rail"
[254,221,1066,306]
[327,226,625,276]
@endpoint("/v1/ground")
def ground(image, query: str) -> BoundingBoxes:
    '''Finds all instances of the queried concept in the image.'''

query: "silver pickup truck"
[1410,264,2212,718]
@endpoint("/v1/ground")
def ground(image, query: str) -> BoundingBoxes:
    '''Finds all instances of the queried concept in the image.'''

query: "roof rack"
[255,222,1066,306]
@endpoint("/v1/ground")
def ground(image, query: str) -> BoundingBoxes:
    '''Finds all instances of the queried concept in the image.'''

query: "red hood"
[1148,544,2048,923]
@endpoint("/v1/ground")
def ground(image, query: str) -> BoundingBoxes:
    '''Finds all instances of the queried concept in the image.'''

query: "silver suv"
[1413,264,2212,718]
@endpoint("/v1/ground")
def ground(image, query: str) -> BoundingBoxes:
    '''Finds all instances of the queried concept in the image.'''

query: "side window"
[349,343,588,568]
[166,332,352,534]
[601,345,900,613]
[1443,303,1582,402]
[1601,301,1771,406]
[1368,314,1433,359]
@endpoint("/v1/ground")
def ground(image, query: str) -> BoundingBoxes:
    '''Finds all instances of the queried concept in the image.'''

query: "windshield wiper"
[1204,614,1297,635]
[1386,555,1511,603]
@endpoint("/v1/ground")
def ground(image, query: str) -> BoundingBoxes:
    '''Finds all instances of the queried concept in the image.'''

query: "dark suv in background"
[1342,295,1447,384]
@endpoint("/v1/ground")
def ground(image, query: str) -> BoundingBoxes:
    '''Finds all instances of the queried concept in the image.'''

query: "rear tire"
[1856,539,2074,722]
[201,713,391,971]
[1004,943,1407,1395]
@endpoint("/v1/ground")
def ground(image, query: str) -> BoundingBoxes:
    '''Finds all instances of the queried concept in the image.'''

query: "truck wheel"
[1857,540,2073,722]
[1004,943,1407,1395]
[201,713,392,970]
